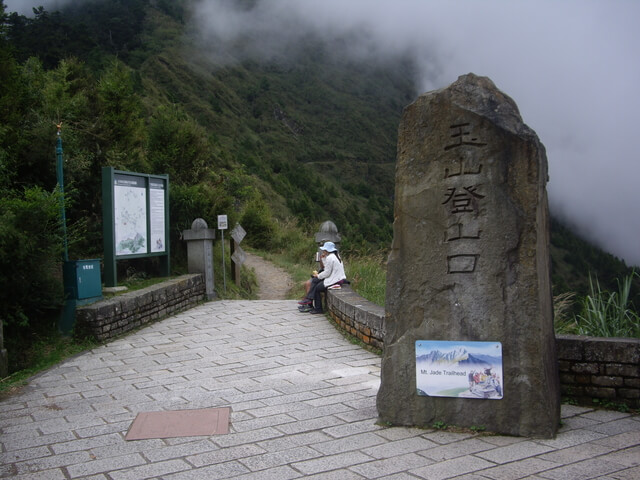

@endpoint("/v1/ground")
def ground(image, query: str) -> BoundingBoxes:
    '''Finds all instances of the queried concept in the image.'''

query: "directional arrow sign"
[231,245,247,266]
[231,224,246,244]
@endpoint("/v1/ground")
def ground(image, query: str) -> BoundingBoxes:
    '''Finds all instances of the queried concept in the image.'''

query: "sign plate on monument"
[415,341,503,399]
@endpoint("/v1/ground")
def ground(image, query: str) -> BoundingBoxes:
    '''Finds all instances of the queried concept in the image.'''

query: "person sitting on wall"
[299,252,324,303]
[298,242,346,314]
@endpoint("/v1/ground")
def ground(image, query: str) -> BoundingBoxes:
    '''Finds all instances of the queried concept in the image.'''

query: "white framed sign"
[415,340,503,399]
[217,215,228,230]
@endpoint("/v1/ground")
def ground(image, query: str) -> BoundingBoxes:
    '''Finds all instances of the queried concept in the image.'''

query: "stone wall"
[326,285,384,350]
[76,274,206,341]
[327,288,640,409]
[557,335,639,409]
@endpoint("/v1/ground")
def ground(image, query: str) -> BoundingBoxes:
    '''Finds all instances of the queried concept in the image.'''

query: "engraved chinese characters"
[443,123,486,274]
[378,74,560,438]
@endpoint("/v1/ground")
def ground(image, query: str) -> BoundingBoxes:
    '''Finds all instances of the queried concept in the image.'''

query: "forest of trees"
[1,0,637,365]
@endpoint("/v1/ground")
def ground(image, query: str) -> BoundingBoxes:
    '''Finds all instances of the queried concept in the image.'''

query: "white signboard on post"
[218,215,228,230]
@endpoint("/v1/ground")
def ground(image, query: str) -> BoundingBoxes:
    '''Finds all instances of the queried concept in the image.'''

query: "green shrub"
[575,272,640,338]
[241,199,276,250]
[0,187,65,329]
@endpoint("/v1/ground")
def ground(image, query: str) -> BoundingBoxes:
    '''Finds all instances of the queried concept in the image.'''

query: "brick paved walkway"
[1,300,638,479]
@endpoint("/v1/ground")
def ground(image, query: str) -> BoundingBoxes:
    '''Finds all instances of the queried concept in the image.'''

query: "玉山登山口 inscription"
[442,126,487,274]
[377,73,560,438]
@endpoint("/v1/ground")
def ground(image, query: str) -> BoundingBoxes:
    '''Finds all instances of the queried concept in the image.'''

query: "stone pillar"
[314,220,341,263]
[182,218,216,300]
[315,220,341,246]
[377,73,560,438]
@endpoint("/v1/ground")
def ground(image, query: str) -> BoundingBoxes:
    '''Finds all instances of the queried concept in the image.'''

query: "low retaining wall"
[326,285,384,350]
[556,335,639,409]
[327,286,640,409]
[76,274,206,341]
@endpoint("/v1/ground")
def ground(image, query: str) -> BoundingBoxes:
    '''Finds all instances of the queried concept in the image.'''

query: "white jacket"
[318,253,346,287]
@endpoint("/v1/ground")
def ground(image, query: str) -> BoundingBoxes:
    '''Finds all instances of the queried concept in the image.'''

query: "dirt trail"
[243,252,295,300]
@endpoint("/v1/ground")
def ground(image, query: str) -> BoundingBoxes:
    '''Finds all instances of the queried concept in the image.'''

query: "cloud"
[7,0,638,266]
[192,0,640,267]
[4,0,77,15]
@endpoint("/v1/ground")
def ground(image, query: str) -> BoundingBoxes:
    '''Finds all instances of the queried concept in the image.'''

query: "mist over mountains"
[186,0,640,268]
[2,0,638,303]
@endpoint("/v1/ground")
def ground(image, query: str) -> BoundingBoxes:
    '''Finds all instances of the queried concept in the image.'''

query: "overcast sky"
[7,0,640,267]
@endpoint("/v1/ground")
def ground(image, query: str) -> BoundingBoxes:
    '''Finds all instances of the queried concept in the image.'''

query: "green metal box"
[63,259,103,300]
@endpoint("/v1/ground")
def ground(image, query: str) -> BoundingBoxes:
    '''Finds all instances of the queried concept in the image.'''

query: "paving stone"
[313,432,387,455]
[421,430,474,445]
[477,456,560,480]
[108,459,191,480]
[12,451,95,476]
[374,427,427,442]
[162,460,250,479]
[587,417,640,436]
[0,446,52,464]
[66,453,147,478]
[421,437,496,462]
[350,452,435,478]
[51,433,123,454]
[409,455,496,480]
[475,440,555,464]
[224,465,303,480]
[1,300,638,480]
[536,457,630,479]
[230,412,297,432]
[240,445,322,471]
[293,451,374,475]
[593,430,640,449]
[362,436,440,459]
[537,427,608,449]
[605,465,640,479]
[322,419,383,438]
[2,468,68,479]
[275,415,344,435]
[600,445,640,467]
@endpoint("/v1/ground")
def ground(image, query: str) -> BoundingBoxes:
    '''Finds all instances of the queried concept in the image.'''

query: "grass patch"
[0,333,98,398]
[346,254,387,306]
[102,274,179,297]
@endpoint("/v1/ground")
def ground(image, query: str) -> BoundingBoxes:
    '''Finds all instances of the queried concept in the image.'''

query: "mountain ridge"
[2,0,637,304]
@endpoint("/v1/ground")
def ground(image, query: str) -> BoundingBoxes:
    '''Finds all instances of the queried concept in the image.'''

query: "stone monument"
[377,73,560,438]
[315,220,341,245]
[183,218,216,300]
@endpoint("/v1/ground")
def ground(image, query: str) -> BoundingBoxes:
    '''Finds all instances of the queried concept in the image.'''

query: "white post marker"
[218,215,228,293]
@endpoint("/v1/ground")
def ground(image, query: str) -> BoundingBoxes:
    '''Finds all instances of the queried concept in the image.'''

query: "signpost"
[230,224,247,283]
[57,125,102,335]
[218,215,228,293]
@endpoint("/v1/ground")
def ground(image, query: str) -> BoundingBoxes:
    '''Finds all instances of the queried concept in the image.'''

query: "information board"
[102,167,170,287]
[114,174,148,255]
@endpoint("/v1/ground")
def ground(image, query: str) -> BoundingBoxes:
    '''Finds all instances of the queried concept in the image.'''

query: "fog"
[191,0,640,267]
[4,0,75,14]
[6,0,639,266]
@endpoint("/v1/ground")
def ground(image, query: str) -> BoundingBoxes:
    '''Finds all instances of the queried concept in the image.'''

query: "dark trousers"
[307,278,326,311]
[312,281,328,312]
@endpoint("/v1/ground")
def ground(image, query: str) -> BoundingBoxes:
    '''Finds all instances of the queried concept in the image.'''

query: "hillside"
[1,0,637,307]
